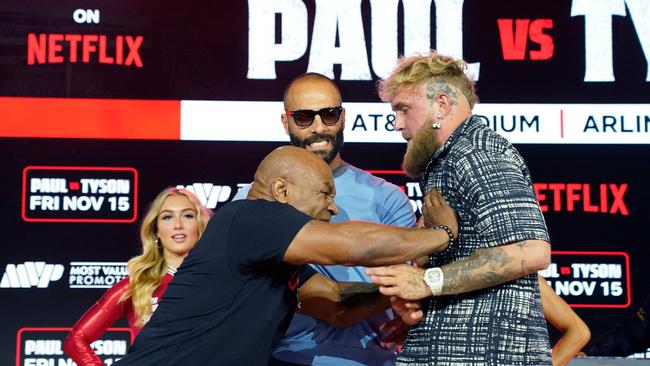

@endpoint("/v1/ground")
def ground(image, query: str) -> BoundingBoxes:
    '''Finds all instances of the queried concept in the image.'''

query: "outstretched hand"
[366,264,431,300]
[421,187,458,239]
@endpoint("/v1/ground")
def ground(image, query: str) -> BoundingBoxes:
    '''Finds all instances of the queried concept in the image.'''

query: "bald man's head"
[283,73,341,109]
[248,146,338,221]
[281,73,346,167]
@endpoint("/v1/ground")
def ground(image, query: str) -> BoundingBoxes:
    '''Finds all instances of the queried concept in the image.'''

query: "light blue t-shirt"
[233,162,415,365]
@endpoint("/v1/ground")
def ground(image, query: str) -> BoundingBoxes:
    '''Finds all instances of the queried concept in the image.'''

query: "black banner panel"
[22,166,138,223]
[2,1,650,364]
[17,328,132,366]
[540,252,631,308]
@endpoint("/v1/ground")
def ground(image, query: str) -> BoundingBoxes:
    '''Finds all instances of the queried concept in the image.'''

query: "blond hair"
[124,188,212,325]
[378,51,477,108]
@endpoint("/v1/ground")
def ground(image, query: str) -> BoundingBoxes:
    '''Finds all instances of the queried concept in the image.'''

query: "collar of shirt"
[420,114,475,187]
[167,265,177,276]
[332,161,349,178]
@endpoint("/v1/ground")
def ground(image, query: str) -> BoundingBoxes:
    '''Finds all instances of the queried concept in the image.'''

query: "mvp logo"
[176,183,232,209]
[0,262,64,288]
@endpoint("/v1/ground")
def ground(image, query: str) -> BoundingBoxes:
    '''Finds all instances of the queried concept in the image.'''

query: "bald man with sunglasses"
[235,73,416,365]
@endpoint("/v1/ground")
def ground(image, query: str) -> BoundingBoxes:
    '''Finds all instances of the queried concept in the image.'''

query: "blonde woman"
[539,275,591,366]
[64,188,212,366]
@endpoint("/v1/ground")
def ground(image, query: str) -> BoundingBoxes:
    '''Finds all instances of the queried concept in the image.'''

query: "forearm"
[552,324,591,366]
[540,274,591,366]
[333,222,450,266]
[64,303,117,366]
[298,281,390,327]
[367,240,551,300]
[330,282,391,327]
[286,219,452,266]
[439,240,550,295]
[64,331,104,366]
[64,282,129,366]
[334,295,392,328]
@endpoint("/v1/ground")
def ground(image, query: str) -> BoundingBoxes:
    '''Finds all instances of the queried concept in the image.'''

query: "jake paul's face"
[391,87,440,178]
[391,87,433,149]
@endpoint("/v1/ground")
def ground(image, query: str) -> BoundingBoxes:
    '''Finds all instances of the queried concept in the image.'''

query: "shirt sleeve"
[298,265,318,285]
[63,278,131,366]
[228,200,312,272]
[460,150,549,247]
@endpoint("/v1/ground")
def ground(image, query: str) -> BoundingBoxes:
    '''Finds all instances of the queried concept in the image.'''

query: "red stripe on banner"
[366,170,406,175]
[0,97,181,140]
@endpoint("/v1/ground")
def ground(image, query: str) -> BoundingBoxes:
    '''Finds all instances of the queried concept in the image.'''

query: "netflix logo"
[25,7,144,68]
[534,183,628,216]
[27,33,144,67]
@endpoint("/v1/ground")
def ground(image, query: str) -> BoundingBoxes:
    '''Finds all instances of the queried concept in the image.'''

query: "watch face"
[426,269,442,282]
[424,268,444,295]
[427,271,440,282]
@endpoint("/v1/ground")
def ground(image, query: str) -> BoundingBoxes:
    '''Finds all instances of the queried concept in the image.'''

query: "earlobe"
[432,95,450,129]
[438,94,452,116]
[272,178,290,203]
[281,115,290,135]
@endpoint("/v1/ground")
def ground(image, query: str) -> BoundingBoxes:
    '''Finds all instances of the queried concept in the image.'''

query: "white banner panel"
[180,101,650,144]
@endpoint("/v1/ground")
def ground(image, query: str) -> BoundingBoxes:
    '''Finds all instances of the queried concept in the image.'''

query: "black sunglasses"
[285,107,344,127]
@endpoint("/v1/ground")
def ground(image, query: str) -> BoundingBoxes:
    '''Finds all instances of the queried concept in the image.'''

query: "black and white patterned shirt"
[398,115,552,365]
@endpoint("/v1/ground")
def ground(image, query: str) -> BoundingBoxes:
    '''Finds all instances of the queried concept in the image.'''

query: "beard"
[289,128,344,164]
[402,120,441,178]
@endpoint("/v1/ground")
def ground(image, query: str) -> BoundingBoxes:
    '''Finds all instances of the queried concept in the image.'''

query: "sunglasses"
[285,107,344,127]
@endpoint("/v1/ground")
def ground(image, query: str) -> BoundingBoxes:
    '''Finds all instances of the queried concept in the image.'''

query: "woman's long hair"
[124,188,212,325]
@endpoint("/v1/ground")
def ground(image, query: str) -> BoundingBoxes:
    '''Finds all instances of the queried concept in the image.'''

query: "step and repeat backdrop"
[1,1,649,364]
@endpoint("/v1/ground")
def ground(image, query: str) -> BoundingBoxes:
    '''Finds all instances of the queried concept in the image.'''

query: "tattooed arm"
[366,239,550,300]
[440,239,550,294]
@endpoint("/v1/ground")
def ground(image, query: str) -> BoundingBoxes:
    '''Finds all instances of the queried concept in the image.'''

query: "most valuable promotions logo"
[69,262,128,289]
[0,262,64,288]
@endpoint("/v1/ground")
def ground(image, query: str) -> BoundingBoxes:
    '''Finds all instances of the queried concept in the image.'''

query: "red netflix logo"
[497,19,554,60]
[27,33,143,67]
[534,183,628,216]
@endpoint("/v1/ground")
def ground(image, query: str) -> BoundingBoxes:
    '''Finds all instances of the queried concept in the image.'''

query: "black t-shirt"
[115,199,315,366]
